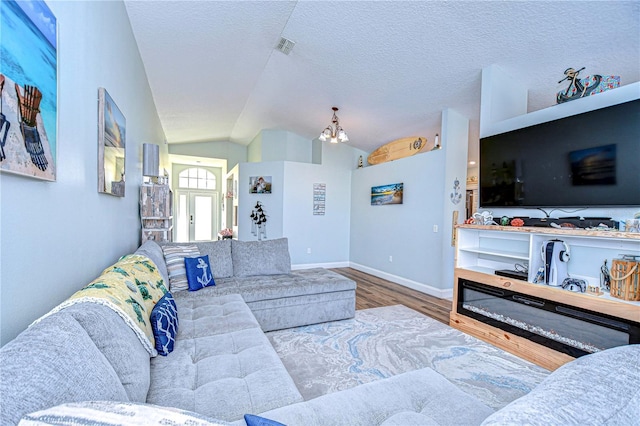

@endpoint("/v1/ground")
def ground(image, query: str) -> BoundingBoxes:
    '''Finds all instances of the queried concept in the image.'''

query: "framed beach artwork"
[249,176,272,194]
[371,182,403,205]
[98,87,126,197]
[0,0,57,181]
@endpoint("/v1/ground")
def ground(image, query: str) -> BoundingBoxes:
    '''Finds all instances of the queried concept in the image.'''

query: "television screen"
[479,99,640,208]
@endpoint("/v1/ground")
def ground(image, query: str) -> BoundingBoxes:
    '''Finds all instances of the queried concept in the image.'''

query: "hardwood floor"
[330,267,452,325]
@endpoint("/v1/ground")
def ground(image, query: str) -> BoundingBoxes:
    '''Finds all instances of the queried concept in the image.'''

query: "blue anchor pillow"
[184,255,215,291]
[150,292,178,356]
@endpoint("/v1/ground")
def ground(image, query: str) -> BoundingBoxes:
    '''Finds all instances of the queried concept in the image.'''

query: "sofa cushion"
[481,344,640,426]
[195,240,233,278]
[177,268,355,303]
[0,312,129,425]
[19,401,231,426]
[162,244,200,291]
[241,367,494,426]
[64,303,151,403]
[134,240,170,286]
[147,294,303,422]
[39,255,161,356]
[186,255,216,291]
[151,292,179,356]
[231,238,291,277]
[163,241,233,279]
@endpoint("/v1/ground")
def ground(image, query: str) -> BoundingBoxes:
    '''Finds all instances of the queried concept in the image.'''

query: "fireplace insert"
[457,278,640,358]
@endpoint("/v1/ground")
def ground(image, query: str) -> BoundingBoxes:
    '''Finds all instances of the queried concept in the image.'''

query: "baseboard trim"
[292,261,351,270]
[349,262,453,300]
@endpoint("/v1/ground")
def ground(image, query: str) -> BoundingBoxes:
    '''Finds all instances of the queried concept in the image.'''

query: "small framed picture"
[249,176,272,194]
[371,183,403,205]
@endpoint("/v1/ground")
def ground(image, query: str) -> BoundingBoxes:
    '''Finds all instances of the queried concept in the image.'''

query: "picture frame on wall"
[249,175,272,194]
[371,182,403,205]
[0,0,57,181]
[98,87,126,197]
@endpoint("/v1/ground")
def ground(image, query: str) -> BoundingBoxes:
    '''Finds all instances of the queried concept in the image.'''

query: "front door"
[175,190,218,242]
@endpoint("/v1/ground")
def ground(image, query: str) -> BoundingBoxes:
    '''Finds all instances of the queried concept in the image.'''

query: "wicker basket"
[610,257,640,301]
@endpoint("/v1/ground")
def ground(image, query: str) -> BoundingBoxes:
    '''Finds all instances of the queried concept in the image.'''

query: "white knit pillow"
[19,401,229,425]
[161,244,200,291]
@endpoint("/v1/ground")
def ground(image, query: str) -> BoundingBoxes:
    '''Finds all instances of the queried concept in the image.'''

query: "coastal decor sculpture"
[450,178,462,205]
[250,202,267,240]
[556,67,620,104]
[367,136,436,165]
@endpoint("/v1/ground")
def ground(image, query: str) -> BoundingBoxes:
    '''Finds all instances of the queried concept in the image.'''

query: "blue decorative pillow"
[185,255,215,291]
[244,414,286,426]
[150,292,178,356]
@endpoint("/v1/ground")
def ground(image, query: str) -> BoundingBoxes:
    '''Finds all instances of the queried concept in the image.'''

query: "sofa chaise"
[2,238,639,425]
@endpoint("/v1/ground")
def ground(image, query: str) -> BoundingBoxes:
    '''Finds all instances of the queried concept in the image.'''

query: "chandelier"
[319,107,349,143]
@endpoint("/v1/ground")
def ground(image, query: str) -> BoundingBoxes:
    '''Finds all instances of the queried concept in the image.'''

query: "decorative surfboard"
[367,136,435,165]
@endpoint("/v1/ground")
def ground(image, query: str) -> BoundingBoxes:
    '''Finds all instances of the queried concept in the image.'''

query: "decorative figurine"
[600,259,611,291]
[556,67,620,104]
[450,178,462,205]
[250,202,267,241]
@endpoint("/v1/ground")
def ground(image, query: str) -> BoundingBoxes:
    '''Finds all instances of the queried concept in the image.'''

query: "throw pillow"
[20,401,231,425]
[244,414,286,426]
[231,238,291,277]
[185,255,216,291]
[162,244,200,291]
[150,292,178,356]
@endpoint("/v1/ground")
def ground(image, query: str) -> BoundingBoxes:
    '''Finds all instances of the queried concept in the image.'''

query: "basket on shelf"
[609,256,640,301]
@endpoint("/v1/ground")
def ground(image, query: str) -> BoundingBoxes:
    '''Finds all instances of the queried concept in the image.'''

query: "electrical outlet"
[433,225,438,232]
[389,255,393,262]
[307,248,311,254]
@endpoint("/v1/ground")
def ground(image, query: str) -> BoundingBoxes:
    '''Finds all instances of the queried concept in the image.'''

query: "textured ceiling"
[125,1,640,162]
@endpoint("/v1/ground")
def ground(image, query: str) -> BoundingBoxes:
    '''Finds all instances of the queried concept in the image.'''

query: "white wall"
[261,130,312,163]
[237,141,359,266]
[349,149,448,296]
[283,161,351,266]
[440,109,470,294]
[238,161,285,240]
[0,1,166,345]
[169,140,247,170]
[349,111,468,298]
[247,133,262,163]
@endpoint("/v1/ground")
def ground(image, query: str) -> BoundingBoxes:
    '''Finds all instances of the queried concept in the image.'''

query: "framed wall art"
[313,183,326,215]
[98,87,126,197]
[249,175,271,194]
[371,182,403,205]
[0,0,57,181]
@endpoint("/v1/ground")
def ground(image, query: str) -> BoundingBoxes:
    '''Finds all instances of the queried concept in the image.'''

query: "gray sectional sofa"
[2,237,639,425]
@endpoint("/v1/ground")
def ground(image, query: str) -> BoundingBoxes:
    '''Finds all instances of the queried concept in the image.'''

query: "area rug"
[267,305,550,410]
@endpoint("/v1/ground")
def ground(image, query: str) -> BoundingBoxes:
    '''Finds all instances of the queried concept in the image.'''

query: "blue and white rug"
[267,305,549,410]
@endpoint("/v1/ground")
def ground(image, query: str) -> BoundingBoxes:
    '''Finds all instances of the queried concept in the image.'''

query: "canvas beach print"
[98,88,126,197]
[0,0,57,181]
[371,183,403,205]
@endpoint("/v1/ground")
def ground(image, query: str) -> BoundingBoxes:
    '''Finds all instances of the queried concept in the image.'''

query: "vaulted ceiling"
[125,1,640,162]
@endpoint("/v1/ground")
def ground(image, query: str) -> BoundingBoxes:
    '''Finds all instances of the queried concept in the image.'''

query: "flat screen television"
[479,99,640,208]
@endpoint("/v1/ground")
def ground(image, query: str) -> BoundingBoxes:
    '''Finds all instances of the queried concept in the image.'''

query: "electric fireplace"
[457,278,640,358]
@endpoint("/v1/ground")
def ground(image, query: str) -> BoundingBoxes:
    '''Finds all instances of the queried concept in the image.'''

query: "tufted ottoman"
[146,294,303,422]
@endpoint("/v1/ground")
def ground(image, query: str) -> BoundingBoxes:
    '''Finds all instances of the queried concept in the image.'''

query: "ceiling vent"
[275,37,295,55]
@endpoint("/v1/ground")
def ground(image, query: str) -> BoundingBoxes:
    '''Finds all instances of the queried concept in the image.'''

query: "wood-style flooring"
[330,267,452,325]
